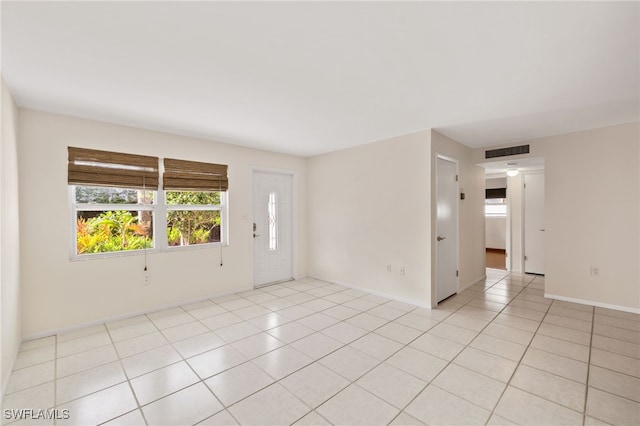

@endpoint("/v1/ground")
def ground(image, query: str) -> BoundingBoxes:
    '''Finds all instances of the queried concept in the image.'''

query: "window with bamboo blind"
[68,147,228,257]
[163,157,228,248]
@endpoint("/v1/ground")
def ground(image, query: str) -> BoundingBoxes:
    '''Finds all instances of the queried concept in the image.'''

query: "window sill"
[69,242,229,261]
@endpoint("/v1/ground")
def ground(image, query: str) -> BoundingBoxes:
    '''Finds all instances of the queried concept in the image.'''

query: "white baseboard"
[459,274,487,292]
[545,293,640,315]
[309,275,431,309]
[22,285,254,342]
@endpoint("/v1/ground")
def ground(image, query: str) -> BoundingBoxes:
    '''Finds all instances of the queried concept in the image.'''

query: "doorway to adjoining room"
[485,176,507,270]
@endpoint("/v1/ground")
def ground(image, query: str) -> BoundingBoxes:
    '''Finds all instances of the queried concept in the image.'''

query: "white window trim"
[485,200,507,217]
[70,183,228,261]
[164,192,227,251]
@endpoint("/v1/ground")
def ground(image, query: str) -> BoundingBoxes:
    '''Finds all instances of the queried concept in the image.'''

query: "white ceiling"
[1,1,638,157]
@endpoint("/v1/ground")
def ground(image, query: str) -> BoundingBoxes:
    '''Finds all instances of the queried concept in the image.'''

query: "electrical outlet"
[590,266,599,277]
[400,267,405,276]
[144,273,151,285]
[386,264,391,272]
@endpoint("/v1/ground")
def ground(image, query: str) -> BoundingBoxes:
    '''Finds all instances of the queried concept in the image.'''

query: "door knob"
[437,236,446,241]
[540,229,545,232]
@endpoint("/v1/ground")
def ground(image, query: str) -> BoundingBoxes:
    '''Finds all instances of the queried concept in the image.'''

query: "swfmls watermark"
[3,409,70,421]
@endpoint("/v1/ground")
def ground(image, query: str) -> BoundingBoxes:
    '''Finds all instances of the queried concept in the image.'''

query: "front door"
[252,171,293,286]
[436,156,459,302]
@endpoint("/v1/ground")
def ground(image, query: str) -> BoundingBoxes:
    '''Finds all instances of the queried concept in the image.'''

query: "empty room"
[1,1,639,425]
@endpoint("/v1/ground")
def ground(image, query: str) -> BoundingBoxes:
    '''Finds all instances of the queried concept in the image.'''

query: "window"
[485,198,507,217]
[74,186,155,254]
[163,158,228,248]
[69,147,159,256]
[69,147,228,257]
[166,191,223,246]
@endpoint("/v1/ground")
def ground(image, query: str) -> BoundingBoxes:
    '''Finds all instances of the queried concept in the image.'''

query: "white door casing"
[524,172,545,275]
[436,156,459,303]
[253,171,293,286]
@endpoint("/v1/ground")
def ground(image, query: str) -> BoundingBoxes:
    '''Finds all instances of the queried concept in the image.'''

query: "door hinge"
[524,183,526,189]
[524,255,528,261]
[455,175,459,182]
[456,270,459,277]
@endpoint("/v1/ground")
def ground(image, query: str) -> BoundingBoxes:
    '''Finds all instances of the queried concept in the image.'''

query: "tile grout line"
[53,334,58,426]
[115,304,241,424]
[53,276,578,424]
[121,281,360,424]
[322,305,456,422]
[459,275,550,421]
[6,279,410,384]
[307,295,459,425]
[229,278,469,425]
[268,295,436,421]
[480,276,549,422]
[140,306,231,425]
[582,305,596,426]
[204,284,638,426]
[8,275,639,426]
[488,286,634,423]
[107,286,305,421]
[201,281,383,424]
[385,270,520,425]
[101,322,149,426]
[104,308,222,424]
[116,304,243,424]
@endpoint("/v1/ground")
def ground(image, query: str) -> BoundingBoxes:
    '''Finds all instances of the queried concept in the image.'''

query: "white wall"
[486,177,506,189]
[541,123,639,311]
[486,217,506,250]
[1,78,22,398]
[475,122,640,311]
[431,131,486,302]
[307,131,433,306]
[507,173,524,272]
[18,110,307,337]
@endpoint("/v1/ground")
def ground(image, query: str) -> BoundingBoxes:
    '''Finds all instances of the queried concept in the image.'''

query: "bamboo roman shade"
[163,158,228,191]
[68,147,159,190]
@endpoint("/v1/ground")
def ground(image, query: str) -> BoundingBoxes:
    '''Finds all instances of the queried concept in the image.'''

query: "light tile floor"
[3,270,639,425]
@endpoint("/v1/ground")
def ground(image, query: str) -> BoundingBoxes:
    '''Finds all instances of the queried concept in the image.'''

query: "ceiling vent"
[485,144,530,159]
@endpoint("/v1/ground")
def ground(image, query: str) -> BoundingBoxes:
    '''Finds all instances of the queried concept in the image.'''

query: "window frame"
[69,158,229,260]
[485,197,507,217]
[69,186,158,259]
[164,191,227,250]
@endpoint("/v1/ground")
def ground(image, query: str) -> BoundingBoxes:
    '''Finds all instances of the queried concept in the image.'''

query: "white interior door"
[253,171,293,286]
[436,156,458,303]
[524,172,545,275]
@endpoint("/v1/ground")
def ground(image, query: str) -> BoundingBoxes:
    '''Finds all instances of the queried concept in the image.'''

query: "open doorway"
[485,176,507,270]
[480,157,545,274]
